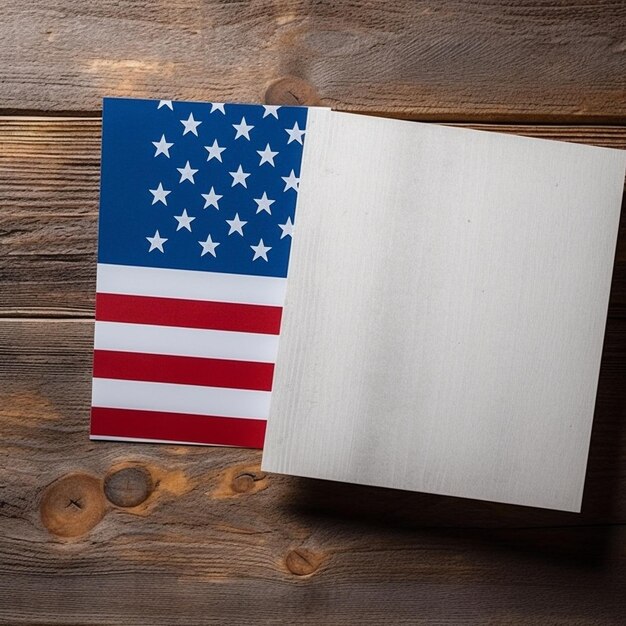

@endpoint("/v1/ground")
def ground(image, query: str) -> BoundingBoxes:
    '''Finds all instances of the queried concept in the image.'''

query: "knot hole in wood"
[285,548,323,577]
[40,473,106,538]
[231,470,265,493]
[264,77,320,107]
[104,466,154,508]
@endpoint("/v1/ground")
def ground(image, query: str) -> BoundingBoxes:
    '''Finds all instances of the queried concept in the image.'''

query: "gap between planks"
[2,113,626,127]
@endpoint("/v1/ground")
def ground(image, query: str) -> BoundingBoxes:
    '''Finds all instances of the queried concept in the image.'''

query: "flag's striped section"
[91,407,266,448]
[96,293,282,334]
[94,321,279,362]
[92,378,272,419]
[96,263,286,306]
[93,350,274,391]
[91,263,286,448]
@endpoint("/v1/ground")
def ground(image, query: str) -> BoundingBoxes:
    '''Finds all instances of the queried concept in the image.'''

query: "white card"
[261,110,626,511]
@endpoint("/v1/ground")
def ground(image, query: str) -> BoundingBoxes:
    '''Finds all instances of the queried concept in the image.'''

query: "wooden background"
[0,1,625,623]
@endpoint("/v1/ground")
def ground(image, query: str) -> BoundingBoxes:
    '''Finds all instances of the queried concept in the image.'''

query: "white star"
[174,209,195,232]
[285,122,306,145]
[157,100,173,110]
[233,116,254,140]
[149,182,171,205]
[180,112,202,136]
[146,230,167,252]
[251,239,272,262]
[229,165,251,188]
[263,105,280,119]
[281,170,300,192]
[210,103,226,114]
[198,234,220,257]
[152,134,173,158]
[254,191,275,215]
[177,161,198,184]
[204,139,226,162]
[201,187,223,210]
[226,213,247,236]
[257,143,278,166]
[278,216,295,238]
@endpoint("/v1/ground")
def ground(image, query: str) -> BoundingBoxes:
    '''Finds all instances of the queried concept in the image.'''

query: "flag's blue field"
[98,98,307,278]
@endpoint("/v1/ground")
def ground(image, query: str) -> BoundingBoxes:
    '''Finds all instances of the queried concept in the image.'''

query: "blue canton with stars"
[98,97,308,278]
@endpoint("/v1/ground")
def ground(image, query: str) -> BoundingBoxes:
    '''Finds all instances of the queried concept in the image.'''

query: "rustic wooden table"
[1,2,625,624]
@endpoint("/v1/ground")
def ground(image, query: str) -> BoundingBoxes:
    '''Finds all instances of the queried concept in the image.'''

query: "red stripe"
[91,407,266,448]
[93,350,274,391]
[96,292,282,335]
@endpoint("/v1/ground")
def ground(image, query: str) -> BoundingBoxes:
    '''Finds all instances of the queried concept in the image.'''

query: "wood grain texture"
[0,116,625,623]
[0,318,625,624]
[0,3,625,614]
[1,117,625,319]
[1,1,625,121]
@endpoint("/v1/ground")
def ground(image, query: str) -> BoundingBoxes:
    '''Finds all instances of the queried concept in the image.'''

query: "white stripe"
[96,263,286,306]
[90,434,235,447]
[94,321,278,363]
[92,378,271,419]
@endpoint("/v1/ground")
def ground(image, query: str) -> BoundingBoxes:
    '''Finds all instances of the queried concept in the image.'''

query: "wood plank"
[1,527,625,624]
[1,118,624,318]
[1,1,625,121]
[0,318,624,528]
[0,318,625,623]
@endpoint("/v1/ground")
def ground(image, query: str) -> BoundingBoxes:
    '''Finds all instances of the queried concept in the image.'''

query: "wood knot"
[285,549,322,577]
[231,471,262,493]
[104,466,153,508]
[40,474,106,538]
[264,77,320,107]
[212,464,268,498]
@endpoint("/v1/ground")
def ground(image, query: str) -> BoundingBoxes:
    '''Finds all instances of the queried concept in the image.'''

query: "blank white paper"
[261,110,626,511]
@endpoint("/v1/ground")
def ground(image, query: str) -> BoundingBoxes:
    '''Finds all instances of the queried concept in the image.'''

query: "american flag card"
[91,97,311,447]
